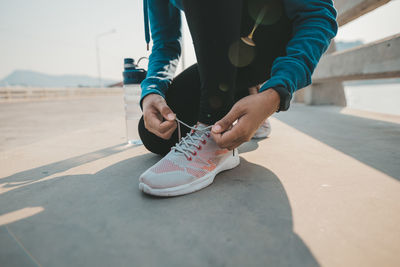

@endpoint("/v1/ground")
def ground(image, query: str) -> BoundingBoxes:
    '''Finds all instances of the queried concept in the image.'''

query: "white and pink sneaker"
[252,119,271,139]
[139,123,240,197]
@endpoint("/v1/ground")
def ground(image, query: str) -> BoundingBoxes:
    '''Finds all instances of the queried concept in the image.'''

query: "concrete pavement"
[1,95,399,266]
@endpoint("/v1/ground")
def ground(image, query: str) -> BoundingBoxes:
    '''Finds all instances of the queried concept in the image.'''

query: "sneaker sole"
[139,149,240,197]
[252,128,271,139]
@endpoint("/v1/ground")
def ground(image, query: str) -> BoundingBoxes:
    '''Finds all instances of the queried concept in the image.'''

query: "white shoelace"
[172,118,213,160]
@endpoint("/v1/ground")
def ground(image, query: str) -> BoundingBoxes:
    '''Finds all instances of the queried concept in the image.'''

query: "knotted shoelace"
[172,118,213,160]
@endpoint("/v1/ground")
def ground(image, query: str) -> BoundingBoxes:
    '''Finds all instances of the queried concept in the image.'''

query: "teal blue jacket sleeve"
[259,0,338,111]
[140,0,182,108]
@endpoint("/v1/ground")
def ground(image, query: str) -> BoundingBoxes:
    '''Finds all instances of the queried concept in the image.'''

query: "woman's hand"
[142,94,177,140]
[211,89,280,150]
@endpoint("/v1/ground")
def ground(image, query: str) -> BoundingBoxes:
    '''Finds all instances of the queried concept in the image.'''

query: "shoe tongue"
[174,122,209,156]
[190,123,209,134]
[196,123,209,130]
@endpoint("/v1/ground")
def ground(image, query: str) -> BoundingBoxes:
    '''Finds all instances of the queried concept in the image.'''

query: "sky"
[0,0,399,81]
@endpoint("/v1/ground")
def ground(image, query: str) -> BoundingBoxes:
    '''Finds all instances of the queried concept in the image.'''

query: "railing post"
[299,40,347,106]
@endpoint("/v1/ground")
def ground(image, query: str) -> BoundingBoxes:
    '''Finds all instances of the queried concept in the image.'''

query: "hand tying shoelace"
[139,117,240,197]
[173,118,213,160]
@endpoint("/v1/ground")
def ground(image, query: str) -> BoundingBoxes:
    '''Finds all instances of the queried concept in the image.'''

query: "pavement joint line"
[5,225,43,267]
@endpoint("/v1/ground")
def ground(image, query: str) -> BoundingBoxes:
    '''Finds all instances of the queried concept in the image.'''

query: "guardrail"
[296,0,399,106]
[0,87,123,101]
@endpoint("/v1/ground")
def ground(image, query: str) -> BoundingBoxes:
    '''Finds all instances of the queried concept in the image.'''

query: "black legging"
[139,0,292,155]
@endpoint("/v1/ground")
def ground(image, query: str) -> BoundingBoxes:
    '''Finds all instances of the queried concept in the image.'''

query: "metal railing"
[0,87,123,101]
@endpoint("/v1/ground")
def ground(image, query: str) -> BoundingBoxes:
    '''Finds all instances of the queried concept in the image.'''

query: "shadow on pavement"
[275,106,400,181]
[0,143,137,187]
[237,138,261,154]
[0,153,319,267]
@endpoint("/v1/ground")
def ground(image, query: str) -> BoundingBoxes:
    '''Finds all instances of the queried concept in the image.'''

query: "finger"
[159,123,177,140]
[212,118,249,148]
[212,105,243,134]
[229,136,248,150]
[213,131,244,150]
[225,136,248,150]
[211,126,240,148]
[158,120,176,134]
[147,121,176,139]
[145,112,171,135]
[155,101,176,121]
[145,106,176,134]
[211,133,230,149]
[145,112,163,131]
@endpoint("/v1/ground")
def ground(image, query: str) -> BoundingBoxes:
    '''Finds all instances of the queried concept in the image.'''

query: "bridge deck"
[1,95,399,267]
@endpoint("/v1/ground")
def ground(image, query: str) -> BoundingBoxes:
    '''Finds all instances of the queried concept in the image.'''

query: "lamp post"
[95,29,116,87]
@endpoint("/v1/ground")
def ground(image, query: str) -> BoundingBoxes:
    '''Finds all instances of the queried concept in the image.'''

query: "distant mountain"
[0,70,118,88]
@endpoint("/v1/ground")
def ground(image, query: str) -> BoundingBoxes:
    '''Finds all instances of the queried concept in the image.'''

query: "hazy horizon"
[1,0,399,81]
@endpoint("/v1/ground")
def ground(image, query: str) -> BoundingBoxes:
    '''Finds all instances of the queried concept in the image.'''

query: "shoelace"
[172,118,213,161]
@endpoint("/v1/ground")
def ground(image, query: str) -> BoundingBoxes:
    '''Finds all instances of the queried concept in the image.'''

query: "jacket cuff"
[260,81,292,112]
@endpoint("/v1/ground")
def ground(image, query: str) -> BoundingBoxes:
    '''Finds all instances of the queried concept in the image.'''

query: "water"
[344,83,400,115]
[123,84,143,145]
